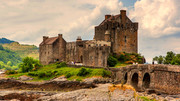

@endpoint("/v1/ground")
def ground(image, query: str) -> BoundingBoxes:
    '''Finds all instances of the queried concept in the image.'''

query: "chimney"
[76,36,82,41]
[105,15,111,20]
[120,10,126,24]
[43,36,48,41]
[133,22,138,30]
[58,34,62,38]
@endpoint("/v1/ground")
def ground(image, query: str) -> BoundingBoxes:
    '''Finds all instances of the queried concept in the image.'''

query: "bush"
[102,70,111,77]
[65,73,72,78]
[5,70,17,75]
[107,55,118,67]
[37,71,52,78]
[118,54,126,61]
[56,62,67,68]
[77,67,91,76]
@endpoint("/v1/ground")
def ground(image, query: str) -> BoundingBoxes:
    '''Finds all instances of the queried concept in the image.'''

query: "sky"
[0,0,180,63]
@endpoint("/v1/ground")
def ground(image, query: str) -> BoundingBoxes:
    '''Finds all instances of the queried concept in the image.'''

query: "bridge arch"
[142,72,150,89]
[131,72,139,89]
[124,72,127,84]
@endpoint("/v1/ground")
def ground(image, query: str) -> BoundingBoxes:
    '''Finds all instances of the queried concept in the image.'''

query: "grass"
[7,63,111,81]
[114,62,130,68]
[138,96,157,101]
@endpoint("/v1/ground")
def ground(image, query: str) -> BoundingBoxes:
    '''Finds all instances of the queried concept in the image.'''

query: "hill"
[2,42,39,60]
[0,38,15,44]
[0,45,21,68]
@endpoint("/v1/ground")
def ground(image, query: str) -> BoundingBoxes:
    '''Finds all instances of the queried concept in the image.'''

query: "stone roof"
[40,37,58,45]
[99,14,120,26]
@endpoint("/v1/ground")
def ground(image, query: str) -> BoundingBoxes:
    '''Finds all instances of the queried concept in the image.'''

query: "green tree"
[171,54,180,65]
[7,61,12,66]
[0,45,4,50]
[107,55,118,67]
[153,55,164,64]
[164,51,175,64]
[19,57,42,73]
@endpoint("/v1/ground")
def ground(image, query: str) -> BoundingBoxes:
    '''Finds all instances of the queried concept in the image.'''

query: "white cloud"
[130,0,180,38]
[0,0,126,44]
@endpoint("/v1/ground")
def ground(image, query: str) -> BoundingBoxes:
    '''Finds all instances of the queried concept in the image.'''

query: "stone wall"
[83,40,111,67]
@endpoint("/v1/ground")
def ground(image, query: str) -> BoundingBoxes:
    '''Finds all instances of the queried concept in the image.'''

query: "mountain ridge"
[0,38,15,44]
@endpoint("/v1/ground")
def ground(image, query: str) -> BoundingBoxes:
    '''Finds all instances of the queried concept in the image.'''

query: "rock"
[52,76,67,82]
[18,75,33,81]
[37,84,138,101]
[83,77,112,84]
[10,99,20,101]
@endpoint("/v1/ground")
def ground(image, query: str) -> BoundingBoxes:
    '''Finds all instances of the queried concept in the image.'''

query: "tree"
[19,57,42,73]
[0,45,4,50]
[107,55,118,67]
[171,54,180,65]
[164,51,175,64]
[7,61,12,66]
[153,55,164,64]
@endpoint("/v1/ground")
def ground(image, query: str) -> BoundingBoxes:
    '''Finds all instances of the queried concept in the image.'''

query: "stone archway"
[131,73,138,89]
[124,72,127,84]
[142,73,150,89]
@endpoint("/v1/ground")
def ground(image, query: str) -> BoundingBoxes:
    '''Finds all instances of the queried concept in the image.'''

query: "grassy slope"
[114,62,129,68]
[7,64,111,81]
[2,42,39,60]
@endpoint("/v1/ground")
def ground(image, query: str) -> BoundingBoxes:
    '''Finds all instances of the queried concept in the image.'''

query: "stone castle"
[39,10,138,67]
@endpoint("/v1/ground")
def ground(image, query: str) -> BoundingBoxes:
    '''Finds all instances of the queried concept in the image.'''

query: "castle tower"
[94,10,138,54]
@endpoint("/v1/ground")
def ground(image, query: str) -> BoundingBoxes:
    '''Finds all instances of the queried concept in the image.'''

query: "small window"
[125,36,127,43]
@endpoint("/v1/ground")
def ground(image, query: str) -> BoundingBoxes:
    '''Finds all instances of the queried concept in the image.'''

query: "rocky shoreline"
[0,76,179,101]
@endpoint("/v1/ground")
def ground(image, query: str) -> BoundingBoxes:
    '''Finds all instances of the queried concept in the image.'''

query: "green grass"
[114,62,130,68]
[7,63,111,81]
[138,96,157,101]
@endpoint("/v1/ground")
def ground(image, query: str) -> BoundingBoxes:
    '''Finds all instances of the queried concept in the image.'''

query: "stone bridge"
[110,64,180,94]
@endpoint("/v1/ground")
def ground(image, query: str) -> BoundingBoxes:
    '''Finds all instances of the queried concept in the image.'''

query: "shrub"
[107,55,118,67]
[5,70,17,75]
[56,62,67,68]
[102,70,111,77]
[77,67,91,76]
[65,73,72,78]
[38,72,46,78]
[118,54,126,61]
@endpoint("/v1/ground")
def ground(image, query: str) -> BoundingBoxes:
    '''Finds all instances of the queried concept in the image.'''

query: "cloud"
[129,0,180,38]
[0,0,126,44]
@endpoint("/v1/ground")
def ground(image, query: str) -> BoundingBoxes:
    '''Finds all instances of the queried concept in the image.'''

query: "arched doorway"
[80,56,83,63]
[142,73,150,89]
[131,73,138,89]
[124,73,127,84]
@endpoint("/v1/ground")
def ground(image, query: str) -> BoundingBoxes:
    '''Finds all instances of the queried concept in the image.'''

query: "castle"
[39,10,138,67]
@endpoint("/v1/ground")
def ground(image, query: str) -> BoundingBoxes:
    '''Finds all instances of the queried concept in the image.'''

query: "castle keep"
[39,10,138,67]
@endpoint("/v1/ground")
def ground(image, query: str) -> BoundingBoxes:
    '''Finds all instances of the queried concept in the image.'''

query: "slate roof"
[40,37,58,46]
[99,14,120,26]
